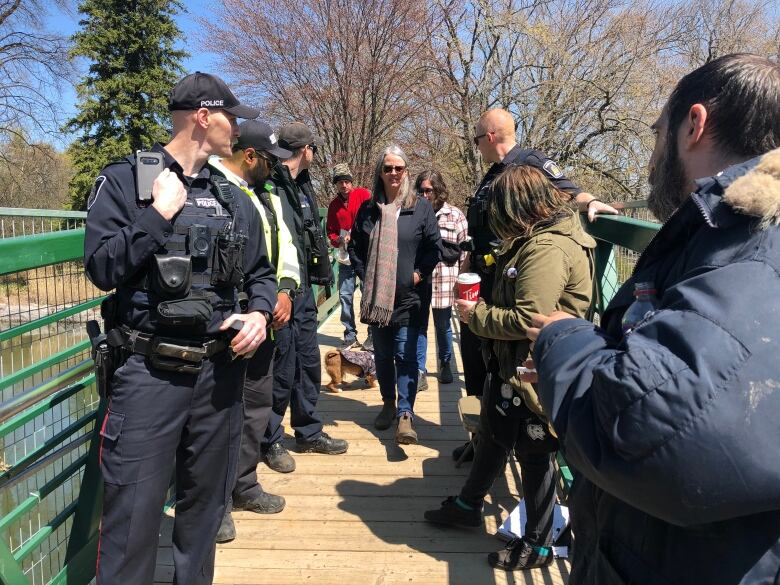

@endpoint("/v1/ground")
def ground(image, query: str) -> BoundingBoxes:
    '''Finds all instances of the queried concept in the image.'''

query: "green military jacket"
[468,212,596,418]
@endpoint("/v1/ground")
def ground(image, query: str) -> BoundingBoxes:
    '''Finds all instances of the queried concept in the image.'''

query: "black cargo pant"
[232,335,275,500]
[97,351,245,584]
[264,286,323,445]
[460,366,558,546]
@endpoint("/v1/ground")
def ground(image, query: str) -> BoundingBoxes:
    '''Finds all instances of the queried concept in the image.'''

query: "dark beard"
[647,137,689,223]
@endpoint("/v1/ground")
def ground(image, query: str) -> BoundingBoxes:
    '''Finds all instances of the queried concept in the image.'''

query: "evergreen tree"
[66,0,187,210]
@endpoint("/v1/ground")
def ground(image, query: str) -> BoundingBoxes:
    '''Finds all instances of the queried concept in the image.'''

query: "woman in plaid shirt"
[414,171,469,385]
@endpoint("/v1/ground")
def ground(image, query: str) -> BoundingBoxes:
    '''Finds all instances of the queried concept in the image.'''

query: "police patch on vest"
[87,176,107,210]
[527,422,546,441]
[542,160,564,179]
[194,197,226,215]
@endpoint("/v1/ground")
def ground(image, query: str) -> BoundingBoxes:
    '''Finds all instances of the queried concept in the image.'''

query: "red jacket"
[326,187,371,247]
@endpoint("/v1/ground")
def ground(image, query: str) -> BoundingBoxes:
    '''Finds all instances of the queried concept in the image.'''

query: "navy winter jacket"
[533,150,780,585]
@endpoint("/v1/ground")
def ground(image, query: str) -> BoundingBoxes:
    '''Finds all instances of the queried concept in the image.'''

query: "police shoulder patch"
[542,159,564,179]
[87,176,107,210]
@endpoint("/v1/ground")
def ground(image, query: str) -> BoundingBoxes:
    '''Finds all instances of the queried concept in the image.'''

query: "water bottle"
[621,281,659,334]
[337,229,351,265]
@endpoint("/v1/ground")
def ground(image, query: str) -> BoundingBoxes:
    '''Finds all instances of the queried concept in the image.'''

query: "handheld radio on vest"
[135,151,165,202]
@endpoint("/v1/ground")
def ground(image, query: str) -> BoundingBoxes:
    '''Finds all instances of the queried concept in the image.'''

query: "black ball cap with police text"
[168,72,260,119]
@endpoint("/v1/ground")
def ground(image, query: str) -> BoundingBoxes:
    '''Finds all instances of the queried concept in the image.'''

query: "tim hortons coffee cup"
[457,273,481,301]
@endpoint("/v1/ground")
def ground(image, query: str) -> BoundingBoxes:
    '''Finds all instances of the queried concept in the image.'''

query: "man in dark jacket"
[261,122,348,474]
[527,53,780,584]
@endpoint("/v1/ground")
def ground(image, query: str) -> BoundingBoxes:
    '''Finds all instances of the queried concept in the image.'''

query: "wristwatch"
[279,288,295,300]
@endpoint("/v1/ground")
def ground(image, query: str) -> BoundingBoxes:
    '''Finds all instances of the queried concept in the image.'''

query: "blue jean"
[371,324,420,417]
[417,306,454,373]
[338,263,357,341]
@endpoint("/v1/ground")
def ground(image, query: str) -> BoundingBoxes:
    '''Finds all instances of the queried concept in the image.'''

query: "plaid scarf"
[360,200,399,326]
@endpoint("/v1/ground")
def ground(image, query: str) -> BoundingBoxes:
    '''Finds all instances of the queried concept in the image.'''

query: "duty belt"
[114,326,229,374]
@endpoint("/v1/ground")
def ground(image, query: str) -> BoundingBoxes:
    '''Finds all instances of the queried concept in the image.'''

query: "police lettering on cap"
[169,72,260,119]
[235,120,293,159]
[278,122,324,151]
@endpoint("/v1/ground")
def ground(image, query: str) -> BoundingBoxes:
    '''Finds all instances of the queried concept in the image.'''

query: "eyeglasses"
[418,188,434,195]
[473,131,492,146]
[383,165,406,174]
[307,144,318,155]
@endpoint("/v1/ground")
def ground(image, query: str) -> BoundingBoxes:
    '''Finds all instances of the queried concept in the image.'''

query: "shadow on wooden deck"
[154,305,570,585]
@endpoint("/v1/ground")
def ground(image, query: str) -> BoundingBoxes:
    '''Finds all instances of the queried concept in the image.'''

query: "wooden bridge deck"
[155,304,571,585]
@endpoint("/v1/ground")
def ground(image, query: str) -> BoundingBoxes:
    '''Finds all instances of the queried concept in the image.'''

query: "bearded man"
[526,53,780,584]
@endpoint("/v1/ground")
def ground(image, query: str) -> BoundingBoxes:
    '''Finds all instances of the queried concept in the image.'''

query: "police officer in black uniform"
[456,107,617,460]
[262,122,349,473]
[84,72,276,584]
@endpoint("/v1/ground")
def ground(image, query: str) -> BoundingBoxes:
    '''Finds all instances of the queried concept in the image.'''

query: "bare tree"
[202,0,435,201]
[0,132,72,209]
[202,0,779,205]
[0,1,73,146]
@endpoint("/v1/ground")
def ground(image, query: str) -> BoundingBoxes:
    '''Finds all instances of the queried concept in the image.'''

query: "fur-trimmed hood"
[723,147,780,228]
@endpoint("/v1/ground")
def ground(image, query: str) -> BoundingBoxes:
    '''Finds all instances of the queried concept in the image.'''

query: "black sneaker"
[452,441,474,463]
[424,496,482,528]
[439,361,454,384]
[215,510,236,543]
[234,491,286,514]
[418,370,429,391]
[296,432,348,454]
[265,442,296,473]
[488,537,555,571]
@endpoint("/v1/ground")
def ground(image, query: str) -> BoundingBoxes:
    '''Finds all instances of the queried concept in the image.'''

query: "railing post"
[594,240,620,314]
[0,540,29,585]
[62,399,106,582]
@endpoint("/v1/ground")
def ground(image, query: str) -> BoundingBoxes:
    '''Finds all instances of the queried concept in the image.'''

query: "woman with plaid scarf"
[348,146,441,444]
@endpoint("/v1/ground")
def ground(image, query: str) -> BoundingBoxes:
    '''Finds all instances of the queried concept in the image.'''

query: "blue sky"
[45,1,220,147]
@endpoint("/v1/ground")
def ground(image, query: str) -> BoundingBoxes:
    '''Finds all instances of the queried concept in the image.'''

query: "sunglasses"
[383,165,406,174]
[474,132,490,146]
[418,188,434,195]
[307,144,318,155]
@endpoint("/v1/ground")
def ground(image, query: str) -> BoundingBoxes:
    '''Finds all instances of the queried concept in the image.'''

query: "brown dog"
[324,349,378,392]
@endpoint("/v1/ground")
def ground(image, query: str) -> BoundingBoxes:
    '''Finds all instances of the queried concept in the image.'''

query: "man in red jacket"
[326,163,371,348]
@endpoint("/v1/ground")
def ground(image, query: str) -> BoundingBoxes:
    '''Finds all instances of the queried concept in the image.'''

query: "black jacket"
[84,143,276,336]
[349,196,441,326]
[533,151,780,585]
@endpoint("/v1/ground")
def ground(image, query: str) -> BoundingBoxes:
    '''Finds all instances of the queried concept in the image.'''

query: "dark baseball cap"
[278,122,324,150]
[235,120,292,159]
[168,72,260,119]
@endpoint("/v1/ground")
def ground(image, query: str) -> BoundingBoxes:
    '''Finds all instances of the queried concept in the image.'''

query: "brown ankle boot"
[396,412,418,444]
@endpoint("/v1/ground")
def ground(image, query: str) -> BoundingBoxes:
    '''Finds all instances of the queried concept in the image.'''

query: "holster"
[304,220,333,285]
[87,320,114,400]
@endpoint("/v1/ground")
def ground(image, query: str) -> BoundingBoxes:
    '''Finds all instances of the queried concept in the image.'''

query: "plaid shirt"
[431,203,468,309]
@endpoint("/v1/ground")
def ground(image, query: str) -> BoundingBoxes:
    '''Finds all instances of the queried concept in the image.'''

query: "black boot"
[424,496,482,528]
[215,510,236,543]
[296,432,348,454]
[374,401,396,430]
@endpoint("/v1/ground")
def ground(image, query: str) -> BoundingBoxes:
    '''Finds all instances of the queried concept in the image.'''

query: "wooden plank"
[155,564,573,585]
[155,305,569,585]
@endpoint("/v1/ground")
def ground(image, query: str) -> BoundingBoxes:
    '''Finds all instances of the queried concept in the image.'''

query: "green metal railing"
[0,205,656,584]
[0,207,339,585]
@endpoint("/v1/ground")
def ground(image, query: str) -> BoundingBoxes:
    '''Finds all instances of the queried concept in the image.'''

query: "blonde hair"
[371,145,416,208]
[488,165,574,241]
